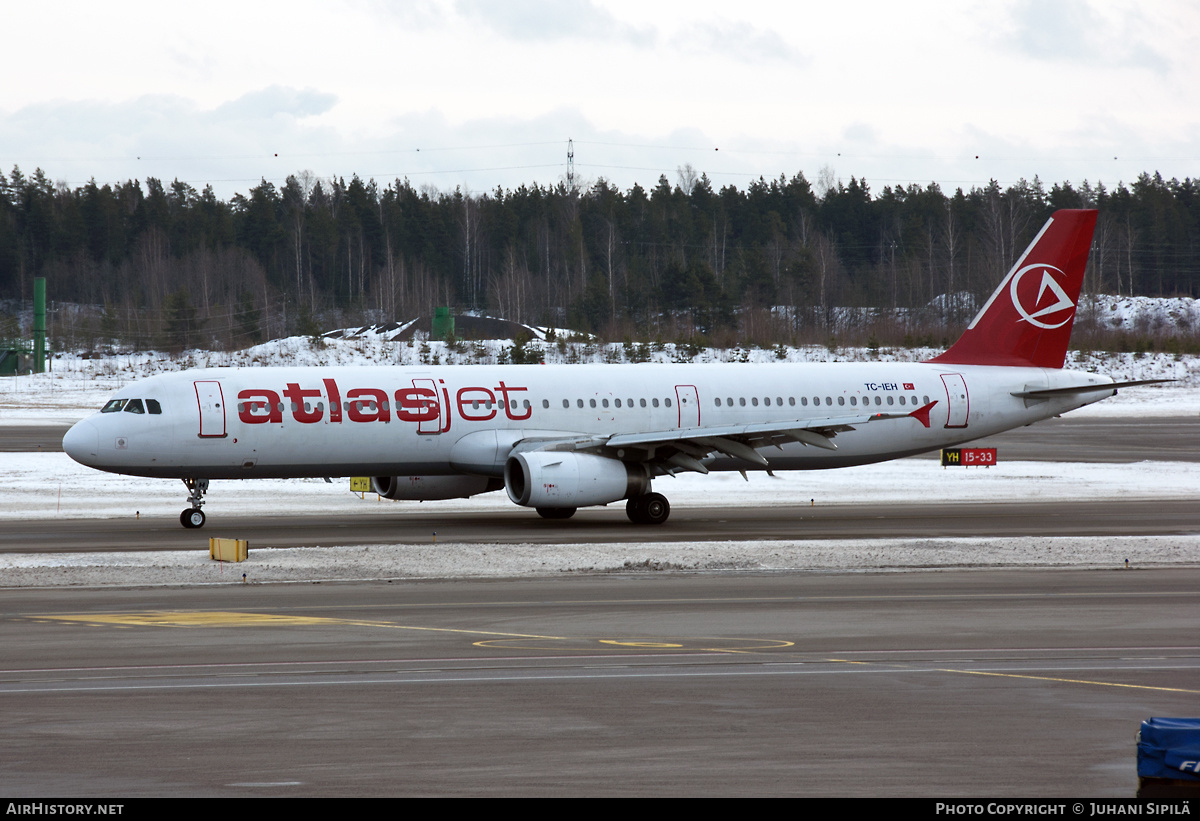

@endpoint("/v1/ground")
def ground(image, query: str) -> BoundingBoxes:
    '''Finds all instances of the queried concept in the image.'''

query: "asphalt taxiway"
[2,570,1196,796]
[3,498,1198,554]
[2,413,1197,796]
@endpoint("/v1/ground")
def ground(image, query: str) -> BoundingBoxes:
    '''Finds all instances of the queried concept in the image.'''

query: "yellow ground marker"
[40,611,565,640]
[826,658,1200,696]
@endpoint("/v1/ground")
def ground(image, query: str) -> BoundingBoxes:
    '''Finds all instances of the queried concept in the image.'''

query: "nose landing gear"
[180,478,209,528]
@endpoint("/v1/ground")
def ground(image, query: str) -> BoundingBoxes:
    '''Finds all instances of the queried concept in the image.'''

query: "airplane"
[62,208,1164,528]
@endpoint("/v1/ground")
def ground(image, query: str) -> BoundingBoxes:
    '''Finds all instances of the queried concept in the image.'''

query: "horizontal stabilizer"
[1011,379,1174,399]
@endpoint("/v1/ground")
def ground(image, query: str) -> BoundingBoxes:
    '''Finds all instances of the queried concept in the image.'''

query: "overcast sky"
[3,0,1197,199]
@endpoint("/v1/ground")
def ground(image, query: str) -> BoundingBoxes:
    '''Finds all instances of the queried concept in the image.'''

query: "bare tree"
[676,163,698,194]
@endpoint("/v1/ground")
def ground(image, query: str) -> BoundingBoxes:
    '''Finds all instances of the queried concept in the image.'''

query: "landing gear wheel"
[626,496,646,523]
[536,507,577,520]
[627,492,670,525]
[180,478,210,528]
[180,508,206,529]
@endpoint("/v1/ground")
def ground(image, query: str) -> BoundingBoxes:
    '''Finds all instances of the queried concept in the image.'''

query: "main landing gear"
[532,492,671,525]
[180,478,209,528]
[626,492,670,525]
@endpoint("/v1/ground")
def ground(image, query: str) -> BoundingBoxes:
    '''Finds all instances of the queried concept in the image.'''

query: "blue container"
[1138,717,1200,781]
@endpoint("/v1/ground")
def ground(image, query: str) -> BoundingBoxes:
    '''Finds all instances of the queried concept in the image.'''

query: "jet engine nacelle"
[372,475,503,501]
[504,451,649,508]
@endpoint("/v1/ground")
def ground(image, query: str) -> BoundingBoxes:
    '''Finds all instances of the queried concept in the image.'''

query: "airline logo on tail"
[1011,264,1075,329]
[929,208,1097,369]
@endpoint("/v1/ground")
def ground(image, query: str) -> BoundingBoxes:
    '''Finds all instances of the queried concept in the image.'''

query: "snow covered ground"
[5,535,1196,589]
[2,448,1198,587]
[0,318,1196,587]
[1079,294,1200,335]
[6,450,1200,523]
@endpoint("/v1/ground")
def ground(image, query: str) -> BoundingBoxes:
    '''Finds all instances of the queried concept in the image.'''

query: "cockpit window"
[101,399,128,413]
[123,398,145,414]
[146,399,162,414]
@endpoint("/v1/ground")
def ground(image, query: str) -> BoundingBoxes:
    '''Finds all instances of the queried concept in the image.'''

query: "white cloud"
[455,0,655,44]
[672,20,805,65]
[0,2,1197,200]
[214,87,339,122]
[1003,0,1173,73]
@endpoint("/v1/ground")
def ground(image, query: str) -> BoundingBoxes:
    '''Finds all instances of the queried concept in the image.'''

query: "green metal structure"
[1,277,49,376]
[33,277,46,374]
[432,306,455,342]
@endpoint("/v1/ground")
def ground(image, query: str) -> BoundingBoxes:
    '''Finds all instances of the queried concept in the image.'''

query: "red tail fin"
[929,209,1097,368]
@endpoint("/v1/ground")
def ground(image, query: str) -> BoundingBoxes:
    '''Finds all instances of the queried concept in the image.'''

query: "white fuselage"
[62,362,1115,480]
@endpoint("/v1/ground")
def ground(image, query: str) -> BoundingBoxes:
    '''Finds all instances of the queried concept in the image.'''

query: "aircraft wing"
[511,402,938,474]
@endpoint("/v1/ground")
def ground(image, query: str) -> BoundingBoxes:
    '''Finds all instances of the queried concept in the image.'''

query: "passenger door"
[194,381,227,438]
[940,373,969,428]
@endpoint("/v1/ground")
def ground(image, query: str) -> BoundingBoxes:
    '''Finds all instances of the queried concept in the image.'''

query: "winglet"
[908,400,937,428]
[929,209,1097,369]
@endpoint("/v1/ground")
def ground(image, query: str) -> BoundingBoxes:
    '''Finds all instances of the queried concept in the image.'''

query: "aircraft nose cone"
[62,419,99,465]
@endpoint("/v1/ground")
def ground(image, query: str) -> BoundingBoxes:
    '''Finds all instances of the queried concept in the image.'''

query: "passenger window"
[665,398,672,407]
[146,399,162,414]
[101,399,127,413]
[850,397,857,406]
[652,398,659,408]
[825,397,832,406]
[788,397,795,406]
[739,397,746,407]
[590,399,596,408]
[801,397,808,406]
[602,399,609,408]
[123,398,145,414]
[640,398,646,408]
[615,399,622,408]
[776,397,783,406]
[898,396,906,406]
[887,396,894,405]
[577,399,583,408]
[751,397,759,406]
[837,396,845,406]
[714,398,721,407]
